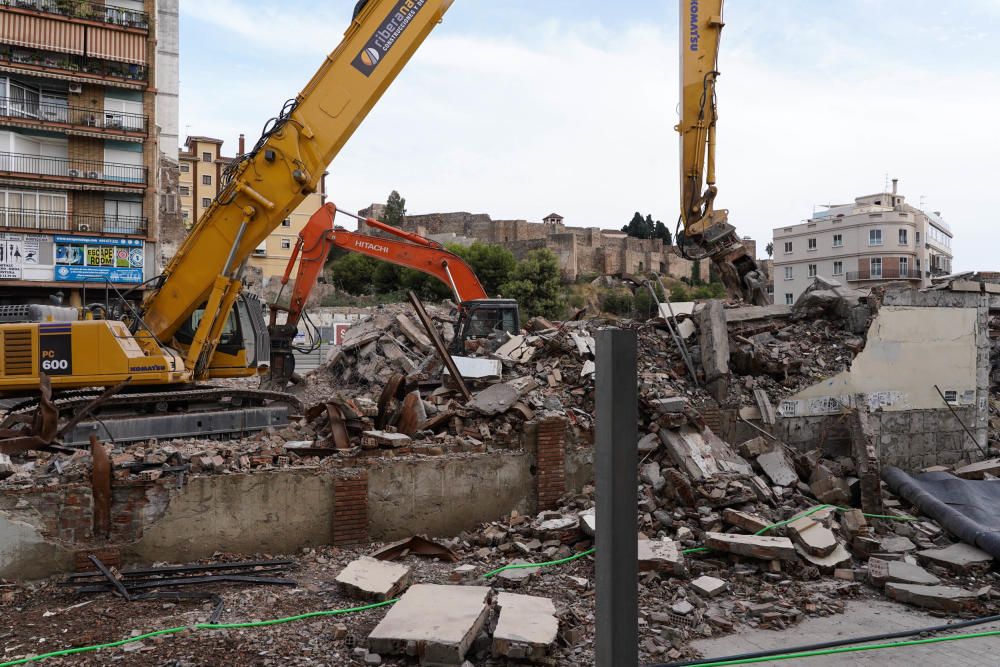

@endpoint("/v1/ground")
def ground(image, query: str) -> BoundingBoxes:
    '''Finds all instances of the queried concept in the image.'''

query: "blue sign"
[54,236,144,284]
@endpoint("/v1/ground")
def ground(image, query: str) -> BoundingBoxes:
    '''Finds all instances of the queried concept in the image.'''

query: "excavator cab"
[453,298,520,352]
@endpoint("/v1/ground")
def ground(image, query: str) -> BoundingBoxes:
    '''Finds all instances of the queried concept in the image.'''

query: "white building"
[772,181,954,305]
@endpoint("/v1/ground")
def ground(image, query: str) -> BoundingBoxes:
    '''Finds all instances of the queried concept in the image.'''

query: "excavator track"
[1,386,303,447]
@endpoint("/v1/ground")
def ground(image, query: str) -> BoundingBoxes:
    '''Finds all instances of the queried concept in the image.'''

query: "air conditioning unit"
[68,83,82,94]
[85,171,99,179]
[77,224,90,231]
[67,168,81,177]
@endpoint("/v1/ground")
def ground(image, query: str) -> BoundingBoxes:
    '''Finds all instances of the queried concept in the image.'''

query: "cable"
[0,599,399,667]
[653,613,1000,667]
[649,629,1000,667]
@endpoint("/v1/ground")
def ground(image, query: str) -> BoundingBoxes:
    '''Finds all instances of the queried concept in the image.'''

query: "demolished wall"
[775,288,990,469]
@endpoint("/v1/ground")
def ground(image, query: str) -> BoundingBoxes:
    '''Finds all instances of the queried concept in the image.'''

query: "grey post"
[595,328,638,667]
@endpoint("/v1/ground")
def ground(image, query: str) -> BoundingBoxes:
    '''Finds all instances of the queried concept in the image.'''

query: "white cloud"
[179,2,1000,270]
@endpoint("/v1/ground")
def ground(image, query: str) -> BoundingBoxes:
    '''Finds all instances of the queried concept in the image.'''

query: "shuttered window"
[86,26,146,65]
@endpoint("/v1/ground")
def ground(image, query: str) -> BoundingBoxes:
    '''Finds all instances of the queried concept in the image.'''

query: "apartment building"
[179,133,326,280]
[772,181,954,305]
[0,0,178,305]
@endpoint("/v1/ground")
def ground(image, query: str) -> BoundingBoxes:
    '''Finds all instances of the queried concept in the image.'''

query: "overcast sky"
[178,0,1000,269]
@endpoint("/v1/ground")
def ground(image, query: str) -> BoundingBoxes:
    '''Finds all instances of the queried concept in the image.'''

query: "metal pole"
[596,328,638,667]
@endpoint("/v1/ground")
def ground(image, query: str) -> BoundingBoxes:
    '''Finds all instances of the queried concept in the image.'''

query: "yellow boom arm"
[141,0,455,364]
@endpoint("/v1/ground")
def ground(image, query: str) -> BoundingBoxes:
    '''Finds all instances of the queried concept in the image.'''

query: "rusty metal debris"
[90,435,111,540]
[373,535,459,563]
[408,290,472,403]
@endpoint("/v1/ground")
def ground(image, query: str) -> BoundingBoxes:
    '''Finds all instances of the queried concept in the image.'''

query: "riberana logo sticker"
[352,0,428,77]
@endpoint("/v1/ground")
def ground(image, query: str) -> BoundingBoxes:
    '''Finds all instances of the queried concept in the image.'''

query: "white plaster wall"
[781,306,977,414]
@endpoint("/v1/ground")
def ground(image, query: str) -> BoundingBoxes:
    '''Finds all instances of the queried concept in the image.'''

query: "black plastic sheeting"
[882,466,1000,558]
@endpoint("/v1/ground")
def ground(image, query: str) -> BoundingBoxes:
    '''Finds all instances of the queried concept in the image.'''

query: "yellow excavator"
[0,0,765,447]
[677,0,769,305]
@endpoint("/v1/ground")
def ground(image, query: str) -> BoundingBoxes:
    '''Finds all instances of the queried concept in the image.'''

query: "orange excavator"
[264,202,520,388]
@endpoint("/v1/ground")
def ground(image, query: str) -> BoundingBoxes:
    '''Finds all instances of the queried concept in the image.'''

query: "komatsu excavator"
[0,0,765,446]
[263,202,519,389]
[677,0,769,305]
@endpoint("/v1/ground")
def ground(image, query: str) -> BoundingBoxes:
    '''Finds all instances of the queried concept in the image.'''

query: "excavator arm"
[139,0,456,378]
[677,0,769,305]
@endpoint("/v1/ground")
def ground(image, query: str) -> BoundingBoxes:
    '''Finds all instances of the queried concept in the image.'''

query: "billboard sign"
[53,236,144,284]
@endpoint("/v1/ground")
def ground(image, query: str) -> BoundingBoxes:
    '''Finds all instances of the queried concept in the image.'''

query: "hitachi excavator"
[263,202,519,389]
[0,0,764,447]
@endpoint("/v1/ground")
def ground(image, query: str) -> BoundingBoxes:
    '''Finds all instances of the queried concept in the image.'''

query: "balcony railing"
[845,268,921,281]
[0,207,146,235]
[0,46,147,83]
[0,151,146,184]
[0,0,148,30]
[0,95,146,134]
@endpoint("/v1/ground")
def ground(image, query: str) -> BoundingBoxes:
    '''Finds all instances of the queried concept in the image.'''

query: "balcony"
[0,0,148,30]
[0,46,147,86]
[845,268,922,281]
[0,206,145,235]
[0,151,146,185]
[0,95,146,136]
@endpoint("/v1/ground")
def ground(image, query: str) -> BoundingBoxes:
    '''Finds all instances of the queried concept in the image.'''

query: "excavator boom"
[677,0,769,305]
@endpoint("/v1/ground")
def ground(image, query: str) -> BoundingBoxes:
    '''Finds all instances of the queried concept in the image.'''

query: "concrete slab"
[879,560,941,587]
[757,447,799,487]
[492,593,558,662]
[917,542,994,574]
[795,543,851,573]
[336,556,412,602]
[885,582,977,612]
[637,539,685,574]
[954,458,1000,480]
[786,514,838,557]
[468,383,519,415]
[690,575,727,598]
[722,509,769,534]
[368,584,491,666]
[879,535,916,553]
[704,532,797,561]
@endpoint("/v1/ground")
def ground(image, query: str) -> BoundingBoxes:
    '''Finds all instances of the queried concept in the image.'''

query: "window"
[179,186,189,196]
[869,228,883,246]
[900,257,909,276]
[832,233,843,247]
[808,264,817,277]
[915,231,921,244]
[180,163,190,173]
[0,188,67,230]
[783,241,792,253]
[103,95,143,131]
[182,209,190,220]
[201,197,211,208]
[807,238,817,251]
[785,293,794,305]
[253,241,266,257]
[202,175,211,186]
[870,257,883,278]
[784,266,793,280]
[833,261,843,275]
[104,140,143,183]
[202,151,212,162]
[898,229,907,244]
[104,197,142,234]
[280,238,291,250]
[281,218,291,227]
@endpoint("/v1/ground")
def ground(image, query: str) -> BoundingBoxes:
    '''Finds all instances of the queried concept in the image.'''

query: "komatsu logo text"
[355,240,390,254]
[352,0,428,77]
[689,0,700,51]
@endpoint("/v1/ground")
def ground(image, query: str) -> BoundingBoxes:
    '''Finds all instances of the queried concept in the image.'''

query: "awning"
[86,26,145,65]
[0,12,85,56]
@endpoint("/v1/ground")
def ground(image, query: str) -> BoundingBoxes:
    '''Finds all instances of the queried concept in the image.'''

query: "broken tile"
[336,556,412,602]
[492,593,558,662]
[690,575,727,598]
[368,584,491,665]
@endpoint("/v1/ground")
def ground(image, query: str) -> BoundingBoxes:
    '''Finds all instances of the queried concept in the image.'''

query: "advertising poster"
[54,236,144,284]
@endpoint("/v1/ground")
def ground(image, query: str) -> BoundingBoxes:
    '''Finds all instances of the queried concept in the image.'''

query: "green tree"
[765,241,774,258]
[450,243,516,296]
[633,282,664,319]
[670,283,690,302]
[501,249,565,319]
[691,258,703,285]
[328,253,377,294]
[621,211,646,238]
[602,289,633,316]
[383,190,406,227]
[655,220,672,246]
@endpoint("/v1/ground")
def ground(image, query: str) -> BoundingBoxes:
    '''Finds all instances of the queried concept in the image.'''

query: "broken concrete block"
[0,453,14,480]
[336,556,412,602]
[809,476,851,505]
[757,447,799,487]
[786,510,837,557]
[879,535,916,553]
[362,430,412,448]
[578,509,596,537]
[917,542,995,574]
[722,509,769,534]
[395,314,433,352]
[492,593,558,662]
[697,300,730,402]
[638,432,660,454]
[659,425,752,481]
[397,391,428,437]
[649,397,688,414]
[885,583,977,612]
[467,383,519,415]
[839,509,867,539]
[869,558,941,587]
[496,560,540,586]
[368,584,491,665]
[690,575,727,598]
[954,458,1000,480]
[794,543,851,574]
[704,532,797,561]
[495,335,536,364]
[637,539,685,574]
[738,436,771,459]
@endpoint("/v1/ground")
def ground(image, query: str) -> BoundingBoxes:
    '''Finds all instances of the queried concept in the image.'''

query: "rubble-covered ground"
[3,291,1000,666]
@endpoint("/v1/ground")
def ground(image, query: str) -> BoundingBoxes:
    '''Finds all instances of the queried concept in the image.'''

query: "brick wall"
[68,137,103,167]
[332,470,369,546]
[535,417,567,511]
[72,191,104,218]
